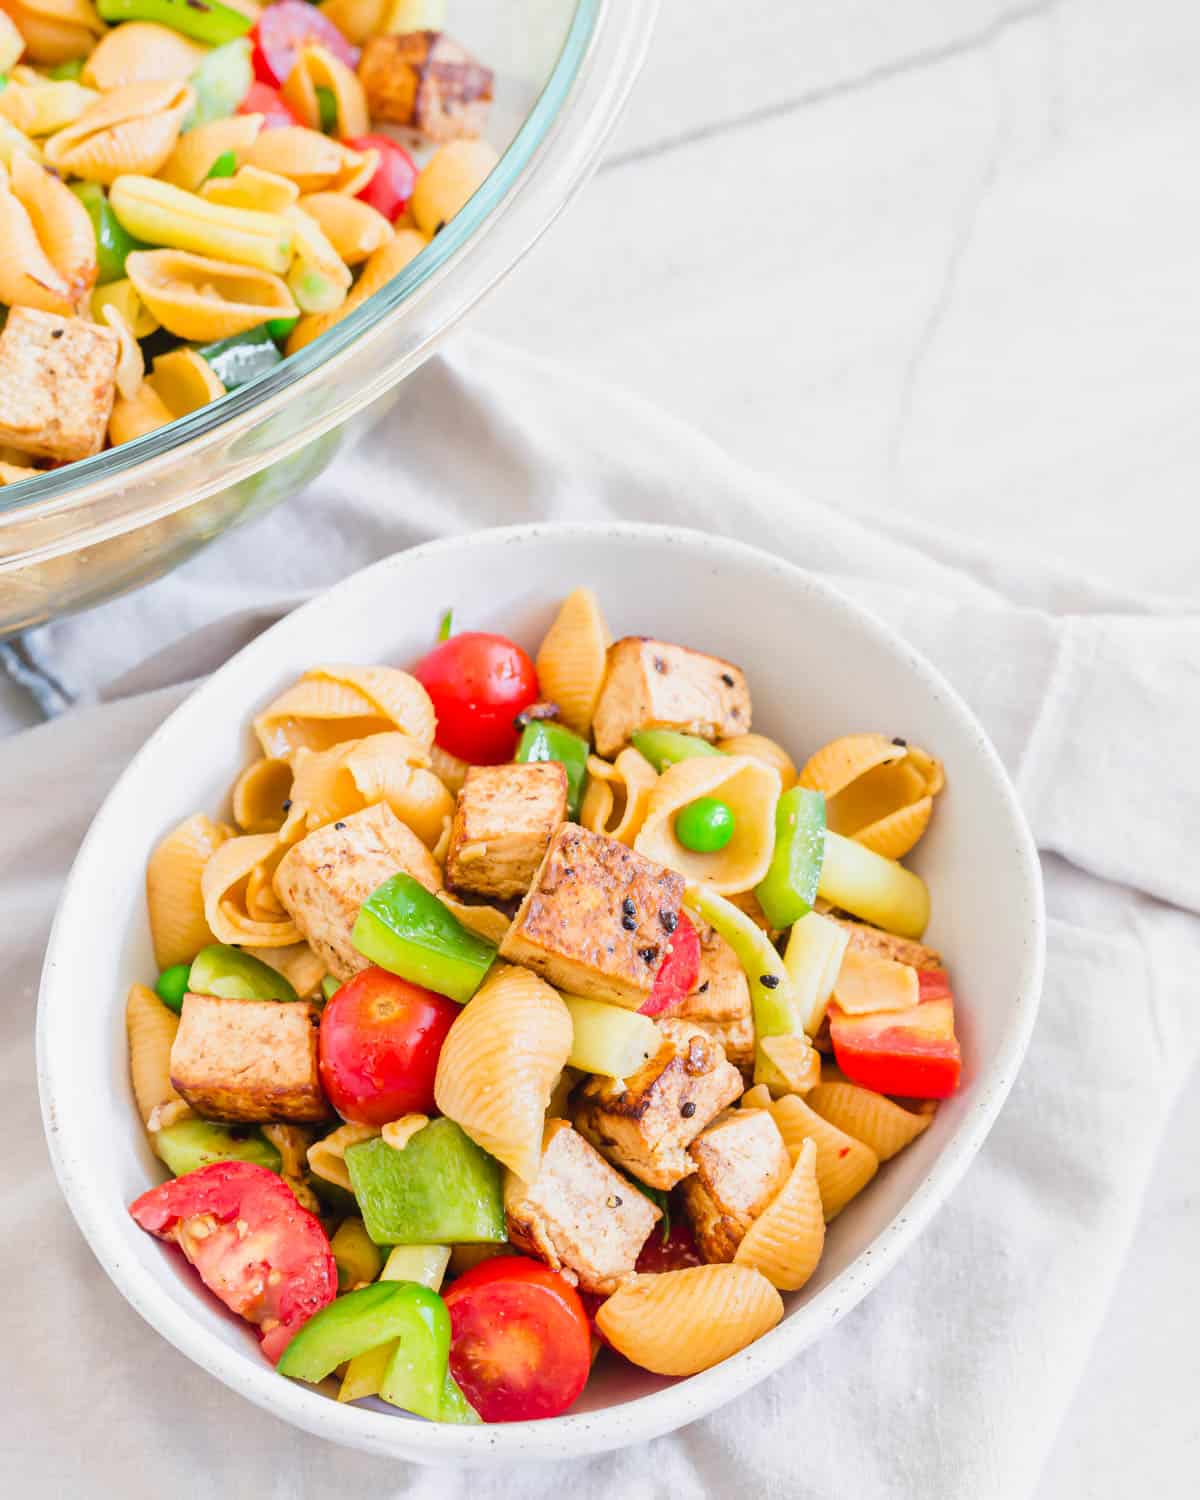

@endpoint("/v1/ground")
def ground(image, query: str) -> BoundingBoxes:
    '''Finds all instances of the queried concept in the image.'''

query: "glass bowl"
[0,0,656,637]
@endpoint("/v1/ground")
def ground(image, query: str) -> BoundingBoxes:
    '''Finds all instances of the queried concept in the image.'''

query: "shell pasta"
[122,589,962,1425]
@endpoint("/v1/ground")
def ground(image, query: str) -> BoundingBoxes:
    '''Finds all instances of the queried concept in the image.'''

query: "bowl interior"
[38,525,1043,1463]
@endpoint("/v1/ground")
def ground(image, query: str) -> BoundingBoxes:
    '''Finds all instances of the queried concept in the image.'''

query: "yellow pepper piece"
[91,278,160,339]
[110,173,294,274]
[201,165,299,215]
[147,347,226,418]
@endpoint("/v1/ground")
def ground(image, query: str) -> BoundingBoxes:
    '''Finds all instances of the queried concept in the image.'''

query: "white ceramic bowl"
[37,524,1044,1465]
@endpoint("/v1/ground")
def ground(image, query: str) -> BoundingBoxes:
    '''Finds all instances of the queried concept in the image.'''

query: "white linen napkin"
[2,334,1198,1499]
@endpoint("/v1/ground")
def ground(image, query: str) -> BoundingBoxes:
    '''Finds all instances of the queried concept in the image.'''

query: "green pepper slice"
[71,182,146,285]
[439,1370,482,1424]
[187,943,299,1003]
[378,1284,452,1420]
[95,0,252,46]
[154,1118,282,1177]
[204,148,238,180]
[345,1119,506,1246]
[48,58,85,80]
[515,720,589,819]
[187,37,254,127]
[352,873,495,1005]
[315,84,337,133]
[754,787,826,929]
[630,729,724,772]
[265,314,299,343]
[320,974,340,1002]
[154,961,192,1013]
[277,1281,449,1400]
[193,325,283,389]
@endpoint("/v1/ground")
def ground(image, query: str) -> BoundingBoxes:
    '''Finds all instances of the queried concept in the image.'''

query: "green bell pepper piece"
[315,84,337,133]
[754,787,826,929]
[265,314,299,343]
[630,729,724,773]
[193,325,283,389]
[439,1370,481,1424]
[205,148,238,180]
[154,962,192,1014]
[515,720,589,819]
[378,1284,451,1420]
[436,608,453,641]
[48,58,85,80]
[277,1281,449,1397]
[345,1118,505,1246]
[187,943,299,1003]
[0,76,8,93]
[331,1216,384,1290]
[154,1118,281,1177]
[321,974,341,1002]
[352,873,495,1005]
[95,0,252,47]
[187,37,254,128]
[71,182,146,285]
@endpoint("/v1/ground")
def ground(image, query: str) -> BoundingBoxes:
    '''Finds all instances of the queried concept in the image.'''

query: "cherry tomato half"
[252,0,358,89]
[344,132,418,222]
[129,1161,337,1363]
[239,80,302,130]
[411,631,539,764]
[443,1255,592,1422]
[635,1217,704,1275]
[639,911,702,1017]
[319,967,459,1125]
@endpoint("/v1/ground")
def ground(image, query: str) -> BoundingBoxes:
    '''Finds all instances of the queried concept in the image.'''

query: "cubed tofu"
[0,308,118,462]
[499,824,685,1009]
[169,993,327,1123]
[659,921,755,1070]
[504,1120,659,1293]
[591,638,751,759]
[445,761,567,900]
[680,1108,791,1262]
[273,802,443,980]
[357,32,493,141]
[831,917,942,971]
[573,1018,743,1189]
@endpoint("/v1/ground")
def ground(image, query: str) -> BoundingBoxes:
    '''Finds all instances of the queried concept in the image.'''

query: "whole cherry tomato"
[239,80,302,130]
[410,631,539,764]
[639,911,702,1016]
[444,1255,591,1421]
[319,967,459,1125]
[252,1,358,89]
[344,133,418,222]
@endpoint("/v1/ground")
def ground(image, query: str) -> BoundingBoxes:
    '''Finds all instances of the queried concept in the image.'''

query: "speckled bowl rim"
[37,522,1045,1465]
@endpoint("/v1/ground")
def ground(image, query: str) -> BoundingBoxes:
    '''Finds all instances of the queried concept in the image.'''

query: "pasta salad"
[0,0,496,480]
[126,590,961,1423]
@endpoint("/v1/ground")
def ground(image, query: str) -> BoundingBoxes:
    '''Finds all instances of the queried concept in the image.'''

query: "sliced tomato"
[635,1217,703,1274]
[129,1161,337,1362]
[828,993,961,1099]
[251,0,358,89]
[410,631,539,764]
[343,132,418,222]
[917,967,952,1001]
[640,911,702,1016]
[443,1255,591,1421]
[239,80,303,130]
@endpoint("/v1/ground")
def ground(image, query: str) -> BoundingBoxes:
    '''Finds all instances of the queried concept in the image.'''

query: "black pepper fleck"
[680,1101,696,1118]
[50,327,64,339]
[622,897,637,918]
[659,908,678,934]
[652,656,667,673]
[281,799,292,811]
[605,1194,623,1208]
[638,945,659,965]
[334,821,346,830]
[720,672,734,687]
[760,973,780,989]
[621,914,637,931]
[434,219,446,234]
[697,980,709,993]
[892,736,908,747]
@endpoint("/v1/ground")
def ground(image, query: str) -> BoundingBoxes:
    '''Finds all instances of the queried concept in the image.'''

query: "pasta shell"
[253,665,436,759]
[243,126,375,194]
[297,191,393,265]
[201,832,301,948]
[436,894,511,946]
[0,10,22,70]
[0,116,42,170]
[282,44,369,139]
[0,78,99,136]
[595,1264,783,1377]
[429,743,469,795]
[126,982,189,1132]
[307,1121,379,1191]
[0,169,74,314]
[380,1113,429,1151]
[202,164,298,215]
[433,963,572,1183]
[9,151,96,303]
[766,1093,878,1221]
[534,587,611,735]
[283,731,449,848]
[109,380,174,446]
[580,748,657,847]
[285,228,427,354]
[233,757,294,834]
[806,1082,933,1162]
[145,812,231,967]
[81,22,208,91]
[147,346,226,418]
[317,0,387,45]
[44,80,193,184]
[410,138,498,236]
[0,0,104,67]
[244,941,327,1001]
[798,733,944,859]
[635,754,781,895]
[125,248,297,341]
[717,733,797,792]
[159,113,264,193]
[734,1138,824,1291]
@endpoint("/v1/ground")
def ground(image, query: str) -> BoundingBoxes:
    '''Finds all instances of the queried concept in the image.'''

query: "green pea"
[675,797,735,853]
[154,962,192,1014]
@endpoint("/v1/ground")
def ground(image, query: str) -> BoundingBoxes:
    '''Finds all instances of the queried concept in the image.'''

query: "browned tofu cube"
[499,824,685,1009]
[357,32,493,141]
[658,920,755,1070]
[0,308,118,462]
[680,1108,790,1262]
[591,638,751,759]
[273,802,443,980]
[504,1120,659,1294]
[573,1019,743,1189]
[445,761,567,900]
[831,916,942,971]
[169,994,327,1123]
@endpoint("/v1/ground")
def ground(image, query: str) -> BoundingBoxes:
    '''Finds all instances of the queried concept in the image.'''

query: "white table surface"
[4,1,1197,1492]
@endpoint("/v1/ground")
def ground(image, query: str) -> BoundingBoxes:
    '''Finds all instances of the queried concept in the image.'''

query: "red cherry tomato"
[443,1255,592,1421]
[410,631,539,764]
[239,80,303,130]
[251,0,358,89]
[640,911,702,1016]
[343,133,418,222]
[129,1161,336,1363]
[829,991,962,1100]
[635,1217,704,1274]
[319,967,459,1126]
